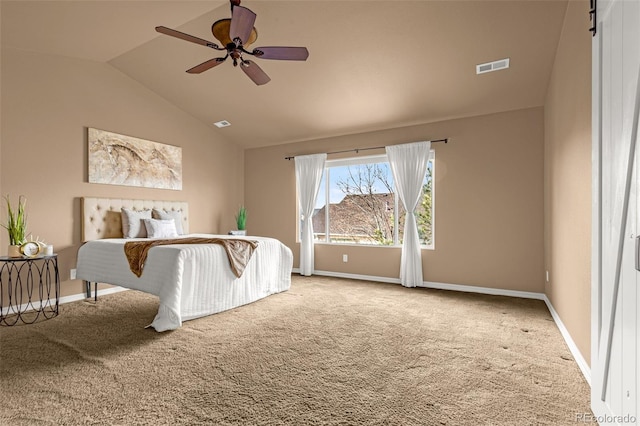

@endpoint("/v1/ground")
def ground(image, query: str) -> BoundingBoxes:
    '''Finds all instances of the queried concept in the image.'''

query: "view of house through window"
[310,152,434,246]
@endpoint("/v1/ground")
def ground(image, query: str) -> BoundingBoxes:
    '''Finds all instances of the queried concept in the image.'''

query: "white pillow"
[152,208,184,235]
[121,208,152,238]
[143,218,178,239]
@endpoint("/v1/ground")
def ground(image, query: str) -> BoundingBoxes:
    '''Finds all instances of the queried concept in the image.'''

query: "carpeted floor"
[0,275,591,425]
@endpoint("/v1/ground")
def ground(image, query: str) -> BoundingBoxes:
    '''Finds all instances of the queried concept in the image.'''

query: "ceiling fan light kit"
[156,0,309,85]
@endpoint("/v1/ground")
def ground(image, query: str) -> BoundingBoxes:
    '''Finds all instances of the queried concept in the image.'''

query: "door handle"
[636,236,640,272]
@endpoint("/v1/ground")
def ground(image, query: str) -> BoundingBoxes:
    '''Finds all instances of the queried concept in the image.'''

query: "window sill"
[310,241,435,250]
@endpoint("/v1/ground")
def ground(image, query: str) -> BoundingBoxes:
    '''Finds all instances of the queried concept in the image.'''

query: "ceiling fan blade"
[156,26,220,49]
[241,60,271,85]
[252,46,309,61]
[186,57,227,74]
[229,6,256,45]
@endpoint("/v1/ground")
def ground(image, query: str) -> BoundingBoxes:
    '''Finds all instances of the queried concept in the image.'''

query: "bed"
[76,197,293,331]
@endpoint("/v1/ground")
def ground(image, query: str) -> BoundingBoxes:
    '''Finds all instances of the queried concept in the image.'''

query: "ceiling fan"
[156,0,309,85]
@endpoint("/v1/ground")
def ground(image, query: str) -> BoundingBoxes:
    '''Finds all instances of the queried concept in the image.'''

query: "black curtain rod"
[284,138,448,160]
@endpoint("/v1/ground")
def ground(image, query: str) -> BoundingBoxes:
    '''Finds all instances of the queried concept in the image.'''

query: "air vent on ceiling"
[476,58,510,75]
[214,120,231,128]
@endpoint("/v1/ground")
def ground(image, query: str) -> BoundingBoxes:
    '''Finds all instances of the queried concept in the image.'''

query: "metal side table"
[0,255,60,326]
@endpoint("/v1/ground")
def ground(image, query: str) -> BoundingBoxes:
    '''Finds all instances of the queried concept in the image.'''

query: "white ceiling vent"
[476,58,510,75]
[214,120,231,128]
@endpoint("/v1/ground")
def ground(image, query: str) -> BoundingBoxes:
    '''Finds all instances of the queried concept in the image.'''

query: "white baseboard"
[0,300,52,316]
[296,268,401,284]
[298,268,591,386]
[542,295,592,386]
[418,279,546,301]
[1,285,127,316]
[59,285,128,305]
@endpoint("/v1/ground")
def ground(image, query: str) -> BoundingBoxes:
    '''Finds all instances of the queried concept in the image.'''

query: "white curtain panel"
[386,141,432,287]
[295,153,327,276]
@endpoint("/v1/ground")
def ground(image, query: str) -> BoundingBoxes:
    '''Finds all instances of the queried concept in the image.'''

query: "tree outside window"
[311,154,434,246]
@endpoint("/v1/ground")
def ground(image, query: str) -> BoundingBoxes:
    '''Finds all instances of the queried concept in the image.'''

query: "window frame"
[306,151,435,249]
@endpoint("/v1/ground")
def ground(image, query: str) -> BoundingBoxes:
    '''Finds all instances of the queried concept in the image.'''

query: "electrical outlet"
[545,270,549,283]
[342,254,348,263]
[70,269,77,280]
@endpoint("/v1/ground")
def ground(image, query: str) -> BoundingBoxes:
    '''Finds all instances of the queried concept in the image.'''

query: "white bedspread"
[76,234,293,331]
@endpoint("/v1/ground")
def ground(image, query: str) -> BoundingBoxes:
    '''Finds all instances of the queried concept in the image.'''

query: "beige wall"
[1,48,244,299]
[246,107,545,292]
[1,2,591,370]
[543,0,592,364]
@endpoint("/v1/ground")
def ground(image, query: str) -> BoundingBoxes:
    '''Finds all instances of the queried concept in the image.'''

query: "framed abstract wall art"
[88,128,182,190]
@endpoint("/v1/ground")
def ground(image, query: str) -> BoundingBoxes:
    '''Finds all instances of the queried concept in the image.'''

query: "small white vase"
[7,245,21,258]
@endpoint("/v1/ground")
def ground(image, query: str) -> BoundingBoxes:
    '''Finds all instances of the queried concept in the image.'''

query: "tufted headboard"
[81,197,189,241]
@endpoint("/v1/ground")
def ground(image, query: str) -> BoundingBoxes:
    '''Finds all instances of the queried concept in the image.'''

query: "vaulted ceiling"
[1,0,571,148]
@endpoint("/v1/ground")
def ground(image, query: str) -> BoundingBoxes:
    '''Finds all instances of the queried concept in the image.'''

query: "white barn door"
[592,0,640,423]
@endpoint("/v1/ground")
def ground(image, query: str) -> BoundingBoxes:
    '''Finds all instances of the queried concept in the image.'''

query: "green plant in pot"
[234,206,247,236]
[2,195,27,257]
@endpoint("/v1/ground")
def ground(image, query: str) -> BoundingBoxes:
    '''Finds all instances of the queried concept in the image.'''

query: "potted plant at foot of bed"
[229,206,247,236]
[2,195,27,257]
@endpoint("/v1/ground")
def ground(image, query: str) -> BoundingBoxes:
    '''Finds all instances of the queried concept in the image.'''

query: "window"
[310,152,434,247]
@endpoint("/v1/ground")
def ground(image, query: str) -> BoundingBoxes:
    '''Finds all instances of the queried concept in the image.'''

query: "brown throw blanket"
[124,237,259,278]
